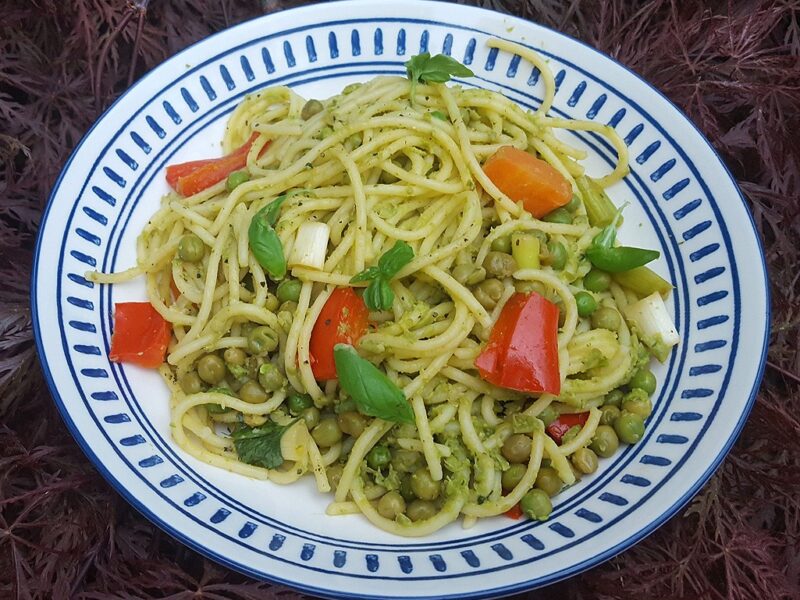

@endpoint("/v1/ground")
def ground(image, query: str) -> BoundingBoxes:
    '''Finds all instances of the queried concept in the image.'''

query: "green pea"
[257,363,285,392]
[301,99,324,120]
[542,207,573,224]
[520,488,552,521]
[377,491,406,520]
[346,132,362,149]
[501,434,532,463]
[490,234,513,254]
[575,291,598,317]
[226,170,250,192]
[197,354,226,384]
[589,425,619,458]
[614,412,645,444]
[537,405,558,426]
[265,293,280,313]
[571,447,598,474]
[629,368,657,395]
[545,241,567,270]
[604,389,624,407]
[247,325,279,355]
[301,406,320,430]
[501,463,527,490]
[179,371,204,394]
[177,234,204,262]
[287,393,313,415]
[452,264,486,286]
[337,411,368,437]
[515,280,547,295]
[407,499,437,521]
[564,194,581,213]
[535,466,562,497]
[239,380,267,404]
[600,404,621,426]
[276,279,302,303]
[583,269,612,292]
[622,389,652,419]
[410,469,441,501]
[392,449,423,473]
[474,278,504,309]
[367,445,391,469]
[591,307,622,331]
[223,347,246,366]
[483,251,518,278]
[312,418,342,447]
[318,125,334,139]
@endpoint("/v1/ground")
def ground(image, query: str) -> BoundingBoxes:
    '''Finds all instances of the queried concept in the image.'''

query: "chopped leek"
[288,222,330,270]
[623,292,679,362]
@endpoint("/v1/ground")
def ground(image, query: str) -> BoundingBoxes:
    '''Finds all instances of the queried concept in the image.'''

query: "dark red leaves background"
[1,1,798,598]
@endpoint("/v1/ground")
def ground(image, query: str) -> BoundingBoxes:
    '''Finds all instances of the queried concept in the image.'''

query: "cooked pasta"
[90,39,677,536]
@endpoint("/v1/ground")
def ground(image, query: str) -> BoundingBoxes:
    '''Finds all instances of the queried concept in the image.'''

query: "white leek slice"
[288,222,330,270]
[623,292,679,362]
[280,421,309,462]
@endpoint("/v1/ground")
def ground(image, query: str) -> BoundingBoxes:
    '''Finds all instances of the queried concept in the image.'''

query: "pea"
[542,207,572,224]
[623,390,652,419]
[179,371,204,394]
[614,412,645,444]
[583,269,612,292]
[326,463,344,491]
[501,434,532,464]
[589,425,619,457]
[399,476,416,501]
[225,170,250,192]
[177,234,204,262]
[515,280,547,295]
[490,234,512,254]
[474,278,504,309]
[392,449,422,473]
[452,264,486,286]
[301,98,324,120]
[535,466,562,497]
[630,368,657,395]
[564,194,581,212]
[247,325,279,355]
[345,132,362,149]
[288,393,313,415]
[537,405,558,426]
[258,363,285,392]
[197,354,226,384]
[591,307,622,331]
[377,491,406,520]
[571,447,599,474]
[604,389,624,407]
[337,411,368,437]
[575,291,598,317]
[301,406,321,430]
[501,463,527,490]
[407,499,437,522]
[276,279,302,303]
[239,380,267,404]
[318,125,334,139]
[520,489,552,521]
[223,347,246,366]
[545,241,567,270]
[483,251,517,278]
[312,418,342,447]
[600,404,621,426]
[264,293,280,313]
[367,445,391,469]
[410,469,441,500]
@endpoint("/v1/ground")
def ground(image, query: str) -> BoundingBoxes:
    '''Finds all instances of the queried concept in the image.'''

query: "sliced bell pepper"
[309,288,369,380]
[546,412,589,445]
[166,132,266,197]
[109,302,171,368]
[504,503,524,519]
[475,291,561,395]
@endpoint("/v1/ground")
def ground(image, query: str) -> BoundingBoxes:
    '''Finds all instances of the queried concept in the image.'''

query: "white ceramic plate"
[33,1,769,597]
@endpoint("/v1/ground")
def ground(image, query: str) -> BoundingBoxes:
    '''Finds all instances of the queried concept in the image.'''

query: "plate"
[32,1,769,598]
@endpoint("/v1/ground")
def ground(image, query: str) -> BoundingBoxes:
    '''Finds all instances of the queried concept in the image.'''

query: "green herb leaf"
[405,53,474,84]
[232,420,297,469]
[378,240,414,278]
[349,266,381,283]
[430,110,448,121]
[333,344,414,424]
[248,218,286,280]
[363,278,394,311]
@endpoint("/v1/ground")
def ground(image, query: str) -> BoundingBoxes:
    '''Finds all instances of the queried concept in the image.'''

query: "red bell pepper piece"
[504,503,524,519]
[475,291,561,395]
[546,412,589,445]
[309,288,369,380]
[109,302,171,368]
[165,132,266,197]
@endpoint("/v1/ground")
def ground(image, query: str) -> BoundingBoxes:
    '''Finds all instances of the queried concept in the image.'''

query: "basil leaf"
[263,188,314,226]
[232,420,297,469]
[333,344,414,424]
[363,278,394,311]
[377,240,414,278]
[350,265,381,283]
[405,53,473,84]
[248,217,286,280]
[430,110,448,121]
